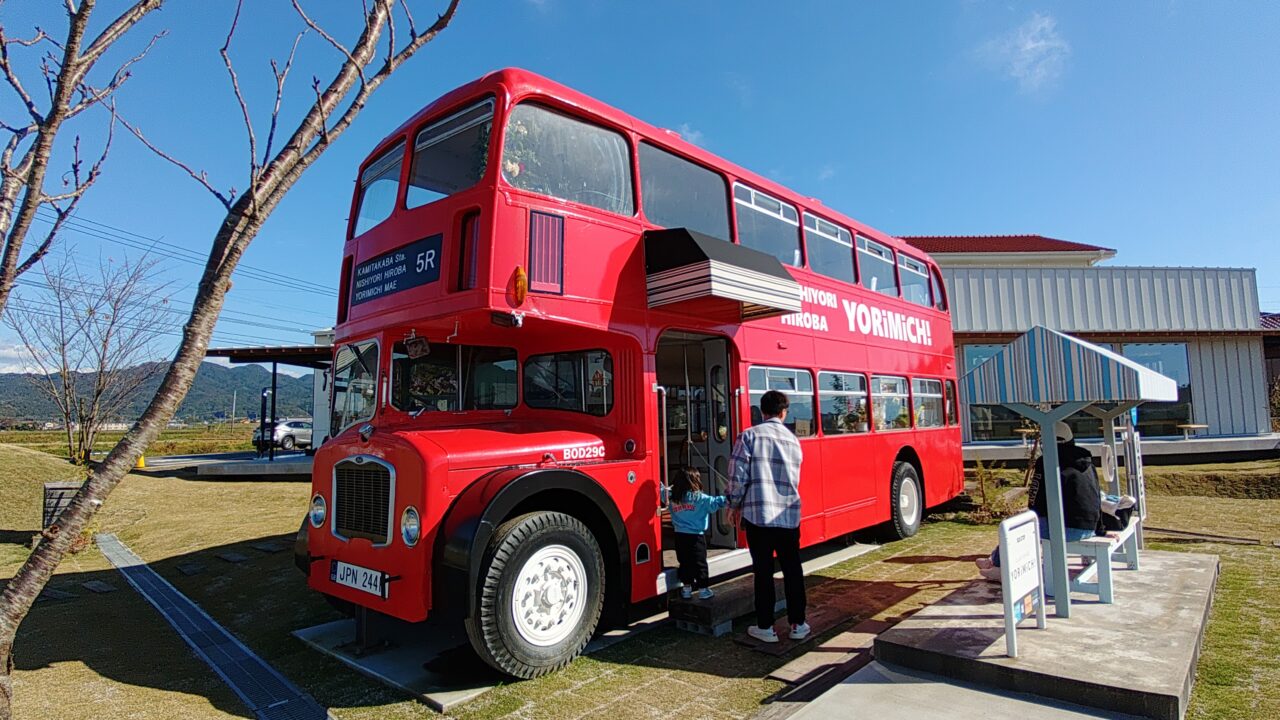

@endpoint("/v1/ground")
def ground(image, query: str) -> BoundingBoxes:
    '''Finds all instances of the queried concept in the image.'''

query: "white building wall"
[1187,336,1270,436]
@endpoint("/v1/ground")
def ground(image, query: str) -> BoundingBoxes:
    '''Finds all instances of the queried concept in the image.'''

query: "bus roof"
[375,67,931,265]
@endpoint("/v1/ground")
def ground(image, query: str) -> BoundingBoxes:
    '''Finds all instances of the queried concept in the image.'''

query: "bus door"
[656,331,737,550]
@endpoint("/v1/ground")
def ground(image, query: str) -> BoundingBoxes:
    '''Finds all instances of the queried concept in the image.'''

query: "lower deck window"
[818,371,868,434]
[748,366,815,437]
[524,350,614,416]
[912,378,945,428]
[872,375,911,430]
[392,342,517,412]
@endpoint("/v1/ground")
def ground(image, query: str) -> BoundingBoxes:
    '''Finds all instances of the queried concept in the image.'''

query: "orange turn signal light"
[512,266,528,306]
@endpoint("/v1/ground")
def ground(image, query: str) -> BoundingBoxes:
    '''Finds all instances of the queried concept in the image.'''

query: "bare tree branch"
[219,0,258,187]
[0,29,44,123]
[262,30,307,167]
[118,115,233,210]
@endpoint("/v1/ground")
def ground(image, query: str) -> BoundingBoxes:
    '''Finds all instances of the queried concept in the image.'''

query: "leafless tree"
[0,2,461,715]
[0,0,166,321]
[6,251,169,463]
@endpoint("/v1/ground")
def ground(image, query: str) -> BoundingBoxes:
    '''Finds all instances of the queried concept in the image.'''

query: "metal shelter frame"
[205,344,331,462]
[962,326,1177,617]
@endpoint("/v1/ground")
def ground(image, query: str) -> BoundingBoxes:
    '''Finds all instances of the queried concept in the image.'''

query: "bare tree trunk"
[0,3,460,715]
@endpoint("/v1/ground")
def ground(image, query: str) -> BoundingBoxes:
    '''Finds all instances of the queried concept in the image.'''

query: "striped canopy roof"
[963,326,1178,406]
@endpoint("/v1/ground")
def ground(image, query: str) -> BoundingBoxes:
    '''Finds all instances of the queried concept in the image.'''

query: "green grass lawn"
[0,425,256,461]
[3,449,1278,719]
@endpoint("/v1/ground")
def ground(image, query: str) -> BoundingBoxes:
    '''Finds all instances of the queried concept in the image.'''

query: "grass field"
[0,425,257,461]
[3,445,1278,719]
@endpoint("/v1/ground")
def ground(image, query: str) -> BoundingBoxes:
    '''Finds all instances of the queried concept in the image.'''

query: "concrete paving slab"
[38,588,77,601]
[197,455,313,477]
[216,551,250,564]
[250,541,286,554]
[874,551,1218,720]
[787,661,1138,719]
[177,562,207,576]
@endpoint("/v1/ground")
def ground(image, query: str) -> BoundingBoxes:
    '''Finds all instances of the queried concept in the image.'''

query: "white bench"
[1042,516,1140,604]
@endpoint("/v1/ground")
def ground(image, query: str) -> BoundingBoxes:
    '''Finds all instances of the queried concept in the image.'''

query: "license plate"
[330,560,386,598]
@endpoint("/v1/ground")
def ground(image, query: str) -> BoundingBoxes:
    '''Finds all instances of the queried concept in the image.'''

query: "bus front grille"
[333,458,392,544]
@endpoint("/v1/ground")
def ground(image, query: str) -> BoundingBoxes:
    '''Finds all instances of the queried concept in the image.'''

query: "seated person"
[977,422,1102,580]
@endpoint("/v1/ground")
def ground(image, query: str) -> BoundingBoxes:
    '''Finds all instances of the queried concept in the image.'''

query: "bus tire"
[465,511,605,679]
[888,461,923,540]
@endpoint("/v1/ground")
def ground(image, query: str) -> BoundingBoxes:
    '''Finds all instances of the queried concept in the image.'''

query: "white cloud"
[979,12,1071,93]
[818,163,837,181]
[0,343,36,374]
[676,123,705,146]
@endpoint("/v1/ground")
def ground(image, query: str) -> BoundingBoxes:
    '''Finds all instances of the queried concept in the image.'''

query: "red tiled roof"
[898,235,1115,255]
[1262,313,1280,330]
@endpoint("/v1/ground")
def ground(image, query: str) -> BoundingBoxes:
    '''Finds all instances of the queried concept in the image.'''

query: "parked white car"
[253,419,313,450]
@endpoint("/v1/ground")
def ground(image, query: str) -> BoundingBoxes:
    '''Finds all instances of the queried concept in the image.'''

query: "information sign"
[351,234,442,306]
[999,510,1047,657]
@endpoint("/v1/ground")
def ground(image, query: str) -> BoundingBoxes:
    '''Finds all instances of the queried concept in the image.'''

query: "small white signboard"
[999,510,1047,657]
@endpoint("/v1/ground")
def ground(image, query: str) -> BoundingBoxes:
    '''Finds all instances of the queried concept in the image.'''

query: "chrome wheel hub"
[900,476,920,527]
[511,544,587,647]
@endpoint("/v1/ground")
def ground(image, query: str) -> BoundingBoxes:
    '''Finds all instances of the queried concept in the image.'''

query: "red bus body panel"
[308,68,962,624]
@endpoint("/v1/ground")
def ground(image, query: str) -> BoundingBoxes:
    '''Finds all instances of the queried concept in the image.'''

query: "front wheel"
[887,461,923,540]
[281,435,296,450]
[465,512,605,679]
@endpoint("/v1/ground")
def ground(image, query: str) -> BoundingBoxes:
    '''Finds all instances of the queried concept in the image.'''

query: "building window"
[803,213,856,284]
[962,344,1022,441]
[524,350,614,416]
[871,375,911,430]
[503,103,634,216]
[899,253,932,308]
[913,378,945,428]
[818,371,868,434]
[407,98,494,209]
[748,366,815,437]
[639,142,731,242]
[734,183,802,267]
[353,141,404,237]
[1122,343,1194,437]
[857,235,898,297]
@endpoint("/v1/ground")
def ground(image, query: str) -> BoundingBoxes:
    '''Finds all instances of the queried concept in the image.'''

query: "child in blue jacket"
[667,467,727,599]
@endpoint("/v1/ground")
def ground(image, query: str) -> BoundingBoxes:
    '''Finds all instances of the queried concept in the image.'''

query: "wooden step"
[669,573,786,637]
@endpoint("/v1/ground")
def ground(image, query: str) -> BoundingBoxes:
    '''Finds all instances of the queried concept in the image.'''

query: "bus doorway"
[656,331,737,552]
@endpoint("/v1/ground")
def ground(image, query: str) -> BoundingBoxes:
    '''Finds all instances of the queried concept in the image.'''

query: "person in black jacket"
[977,421,1101,580]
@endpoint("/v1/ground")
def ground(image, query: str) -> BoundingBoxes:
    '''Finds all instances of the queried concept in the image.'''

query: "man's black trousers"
[674,532,709,589]
[743,520,806,629]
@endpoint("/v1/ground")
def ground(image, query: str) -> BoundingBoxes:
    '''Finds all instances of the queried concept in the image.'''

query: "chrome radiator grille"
[333,458,391,544]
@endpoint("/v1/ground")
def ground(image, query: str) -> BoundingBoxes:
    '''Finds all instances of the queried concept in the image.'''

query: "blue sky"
[2,1,1278,373]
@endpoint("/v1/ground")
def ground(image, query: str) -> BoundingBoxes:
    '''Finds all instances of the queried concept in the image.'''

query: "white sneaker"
[680,586,692,600]
[747,625,779,643]
[1117,495,1137,510]
[698,588,715,600]
[789,622,811,641]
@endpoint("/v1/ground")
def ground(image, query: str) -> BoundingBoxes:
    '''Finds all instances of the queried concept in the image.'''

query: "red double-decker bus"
[299,68,962,677]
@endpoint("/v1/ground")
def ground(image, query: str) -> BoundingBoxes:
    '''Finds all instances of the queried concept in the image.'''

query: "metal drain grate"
[96,534,328,720]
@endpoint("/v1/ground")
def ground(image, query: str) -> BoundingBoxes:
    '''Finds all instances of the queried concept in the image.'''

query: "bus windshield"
[331,340,379,433]
[391,341,518,412]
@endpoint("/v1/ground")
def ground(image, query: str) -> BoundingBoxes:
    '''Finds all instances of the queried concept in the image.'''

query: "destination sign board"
[351,234,442,306]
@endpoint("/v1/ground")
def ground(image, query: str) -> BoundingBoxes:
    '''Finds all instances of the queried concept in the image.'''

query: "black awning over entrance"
[205,345,331,369]
[643,228,803,320]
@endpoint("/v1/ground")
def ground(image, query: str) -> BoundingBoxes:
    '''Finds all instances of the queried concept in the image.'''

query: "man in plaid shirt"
[727,390,809,643]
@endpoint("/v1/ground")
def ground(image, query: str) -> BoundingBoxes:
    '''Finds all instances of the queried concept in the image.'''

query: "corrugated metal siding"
[944,267,1261,334]
[1188,337,1269,435]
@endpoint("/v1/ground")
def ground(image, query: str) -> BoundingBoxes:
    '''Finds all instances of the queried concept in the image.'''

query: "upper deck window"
[639,142,731,242]
[502,103,633,216]
[803,213,855,284]
[353,141,404,237]
[857,235,898,297]
[734,184,802,267]
[406,98,494,209]
[899,253,932,307]
[391,341,517,412]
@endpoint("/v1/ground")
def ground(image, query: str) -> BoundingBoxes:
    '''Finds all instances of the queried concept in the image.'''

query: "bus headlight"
[309,494,327,527]
[401,506,421,547]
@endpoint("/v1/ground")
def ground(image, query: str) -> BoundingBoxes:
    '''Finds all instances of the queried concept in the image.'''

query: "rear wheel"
[887,461,923,540]
[465,511,604,678]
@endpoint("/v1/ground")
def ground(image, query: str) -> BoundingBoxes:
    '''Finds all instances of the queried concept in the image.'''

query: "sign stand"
[999,510,1048,657]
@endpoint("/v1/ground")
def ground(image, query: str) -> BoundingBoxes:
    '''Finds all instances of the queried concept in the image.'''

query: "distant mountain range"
[0,362,315,422]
